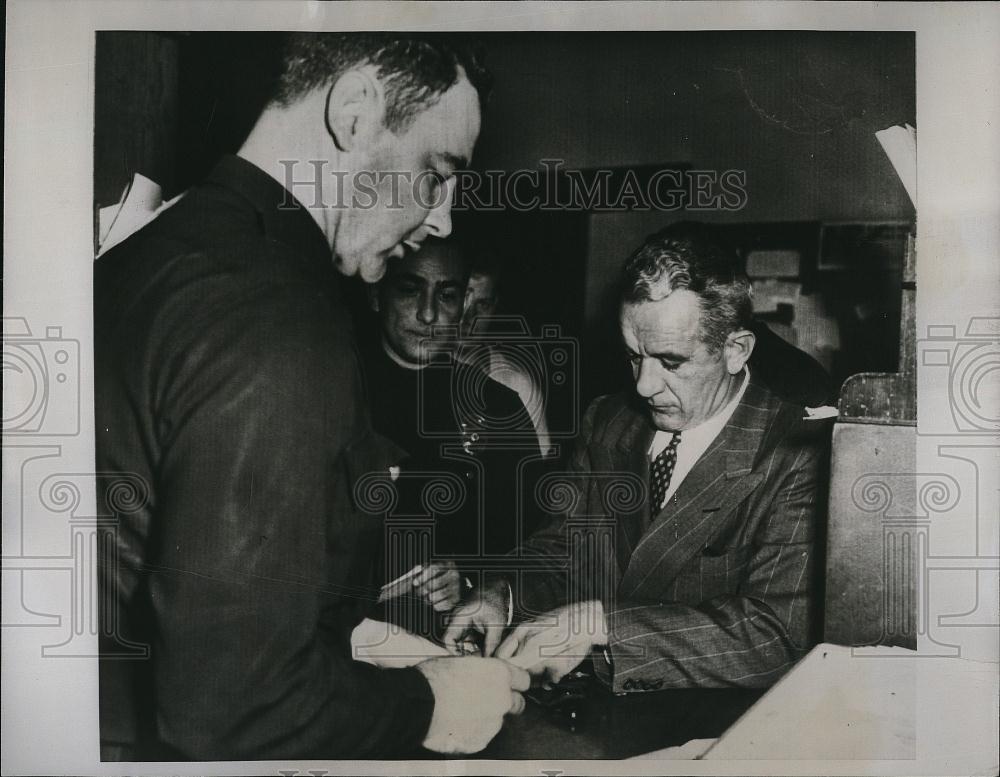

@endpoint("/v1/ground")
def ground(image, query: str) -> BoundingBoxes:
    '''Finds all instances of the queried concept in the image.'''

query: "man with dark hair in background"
[446,223,831,688]
[95,33,529,760]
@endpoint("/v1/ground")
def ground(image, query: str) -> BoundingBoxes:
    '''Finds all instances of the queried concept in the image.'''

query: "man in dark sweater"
[95,33,529,761]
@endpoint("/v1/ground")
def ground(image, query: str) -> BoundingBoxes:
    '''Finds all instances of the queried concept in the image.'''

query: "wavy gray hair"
[620,222,753,351]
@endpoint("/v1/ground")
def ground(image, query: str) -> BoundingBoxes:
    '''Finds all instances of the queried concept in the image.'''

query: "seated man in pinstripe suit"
[444,223,831,690]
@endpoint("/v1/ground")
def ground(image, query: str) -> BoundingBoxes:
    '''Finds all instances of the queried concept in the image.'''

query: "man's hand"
[416,657,530,754]
[442,580,509,656]
[495,600,608,684]
[413,562,461,612]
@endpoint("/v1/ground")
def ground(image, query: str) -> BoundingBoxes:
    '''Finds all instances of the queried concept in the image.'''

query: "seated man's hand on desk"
[416,657,530,753]
[496,600,609,683]
[442,580,511,656]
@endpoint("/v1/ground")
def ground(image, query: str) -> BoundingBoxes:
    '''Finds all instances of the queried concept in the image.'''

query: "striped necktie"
[650,432,682,512]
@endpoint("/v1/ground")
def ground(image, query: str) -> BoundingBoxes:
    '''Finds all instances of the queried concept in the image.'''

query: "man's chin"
[359,258,388,284]
[649,408,685,432]
[332,249,389,283]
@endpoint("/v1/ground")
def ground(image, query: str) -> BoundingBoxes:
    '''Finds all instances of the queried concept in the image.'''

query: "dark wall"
[99,31,914,220]
[94,32,179,207]
[473,31,915,223]
[173,32,285,196]
[95,31,283,203]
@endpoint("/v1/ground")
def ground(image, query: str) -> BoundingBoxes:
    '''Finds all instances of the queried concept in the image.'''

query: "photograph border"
[4,2,998,775]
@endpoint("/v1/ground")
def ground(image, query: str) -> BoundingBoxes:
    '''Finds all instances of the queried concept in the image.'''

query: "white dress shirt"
[647,368,751,511]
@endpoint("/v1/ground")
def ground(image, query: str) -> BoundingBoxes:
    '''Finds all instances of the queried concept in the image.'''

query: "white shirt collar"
[381,337,425,371]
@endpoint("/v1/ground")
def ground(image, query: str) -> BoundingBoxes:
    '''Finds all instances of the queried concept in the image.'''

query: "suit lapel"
[607,407,655,576]
[619,381,776,600]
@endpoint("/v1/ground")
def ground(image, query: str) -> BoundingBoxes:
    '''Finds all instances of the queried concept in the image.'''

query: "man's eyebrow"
[393,272,427,285]
[649,350,688,362]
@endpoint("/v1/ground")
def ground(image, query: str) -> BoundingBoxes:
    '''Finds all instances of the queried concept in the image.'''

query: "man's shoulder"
[579,382,828,439]
[97,183,341,329]
[483,347,540,395]
[100,186,297,279]
[748,379,834,456]
[457,358,530,416]
[95,197,356,388]
[579,391,645,443]
[748,321,835,406]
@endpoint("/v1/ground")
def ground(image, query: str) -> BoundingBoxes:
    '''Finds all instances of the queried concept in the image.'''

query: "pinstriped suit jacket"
[515,378,830,691]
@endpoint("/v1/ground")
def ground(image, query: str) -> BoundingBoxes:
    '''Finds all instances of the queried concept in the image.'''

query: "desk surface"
[418,679,763,760]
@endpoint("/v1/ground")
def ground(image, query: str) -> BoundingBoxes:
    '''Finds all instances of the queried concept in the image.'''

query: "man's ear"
[325,68,383,153]
[723,329,755,375]
[367,282,381,314]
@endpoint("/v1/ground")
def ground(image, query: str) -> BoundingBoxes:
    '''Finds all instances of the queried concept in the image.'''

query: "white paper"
[350,618,450,669]
[876,123,917,208]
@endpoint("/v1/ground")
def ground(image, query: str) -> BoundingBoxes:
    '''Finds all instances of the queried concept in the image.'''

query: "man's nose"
[417,291,438,326]
[634,358,663,398]
[422,178,455,239]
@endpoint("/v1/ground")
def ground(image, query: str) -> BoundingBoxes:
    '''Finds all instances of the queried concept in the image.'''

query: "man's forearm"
[596,592,812,691]
[151,572,436,758]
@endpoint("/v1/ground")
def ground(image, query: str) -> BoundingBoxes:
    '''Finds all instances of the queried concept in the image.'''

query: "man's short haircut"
[273,33,493,133]
[382,236,471,284]
[620,222,753,351]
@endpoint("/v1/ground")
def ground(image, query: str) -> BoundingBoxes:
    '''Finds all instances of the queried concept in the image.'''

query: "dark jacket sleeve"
[139,270,433,759]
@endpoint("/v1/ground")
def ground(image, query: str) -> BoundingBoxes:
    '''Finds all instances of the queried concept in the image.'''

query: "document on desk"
[703,643,916,760]
[350,617,450,669]
[630,738,717,760]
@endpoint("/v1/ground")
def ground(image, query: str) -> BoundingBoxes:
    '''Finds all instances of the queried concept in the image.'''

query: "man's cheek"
[659,378,680,402]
